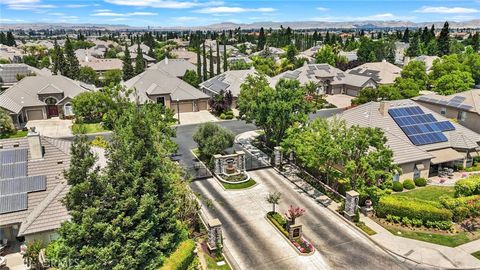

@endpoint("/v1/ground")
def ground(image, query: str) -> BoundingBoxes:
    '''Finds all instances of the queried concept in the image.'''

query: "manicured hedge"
[455,176,480,197]
[403,179,416,190]
[392,181,403,192]
[414,177,427,187]
[160,239,196,270]
[376,195,452,223]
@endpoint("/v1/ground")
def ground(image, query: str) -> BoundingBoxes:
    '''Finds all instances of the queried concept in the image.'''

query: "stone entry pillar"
[288,224,303,242]
[343,190,359,221]
[274,146,283,167]
[212,152,246,175]
[213,154,222,174]
[207,218,223,251]
[237,151,246,172]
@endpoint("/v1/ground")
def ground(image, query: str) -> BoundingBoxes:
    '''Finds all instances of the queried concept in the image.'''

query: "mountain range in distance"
[1,20,480,31]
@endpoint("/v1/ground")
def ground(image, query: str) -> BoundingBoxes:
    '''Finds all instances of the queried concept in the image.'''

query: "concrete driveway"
[325,94,354,108]
[175,111,218,125]
[26,118,73,138]
[191,168,411,270]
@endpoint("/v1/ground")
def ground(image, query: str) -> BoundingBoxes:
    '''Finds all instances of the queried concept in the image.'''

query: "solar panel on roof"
[0,162,27,179]
[0,193,27,214]
[0,148,28,164]
[458,104,473,110]
[388,106,454,146]
[0,175,47,196]
[450,96,466,103]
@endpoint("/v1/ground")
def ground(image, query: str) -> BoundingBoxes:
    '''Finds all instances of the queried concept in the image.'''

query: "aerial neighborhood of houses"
[1,15,480,270]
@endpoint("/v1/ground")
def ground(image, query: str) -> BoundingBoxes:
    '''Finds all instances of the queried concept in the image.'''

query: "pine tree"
[52,39,65,75]
[202,40,208,81]
[406,32,421,57]
[223,40,228,72]
[216,40,221,74]
[438,21,450,56]
[0,32,6,45]
[402,28,410,43]
[6,32,15,47]
[472,32,480,52]
[122,44,134,80]
[134,43,145,75]
[64,37,80,79]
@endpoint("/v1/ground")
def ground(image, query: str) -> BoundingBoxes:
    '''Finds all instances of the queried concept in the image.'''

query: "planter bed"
[265,212,315,255]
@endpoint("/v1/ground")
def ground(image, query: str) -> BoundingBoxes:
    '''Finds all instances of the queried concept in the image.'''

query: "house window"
[156,97,165,107]
[413,167,420,179]
[457,111,467,122]
[393,173,400,182]
[440,107,447,115]
[64,103,74,116]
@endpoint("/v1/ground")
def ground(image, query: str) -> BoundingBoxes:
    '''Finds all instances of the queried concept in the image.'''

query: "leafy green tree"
[103,69,123,86]
[182,70,199,87]
[122,45,134,81]
[406,32,422,57]
[0,108,15,136]
[105,47,118,58]
[425,39,438,56]
[285,44,297,63]
[394,78,421,98]
[433,70,474,95]
[266,192,281,213]
[71,91,113,122]
[400,60,428,90]
[64,37,80,79]
[229,60,252,70]
[472,32,480,52]
[193,122,234,162]
[438,21,450,56]
[208,90,233,115]
[429,54,467,81]
[251,56,278,76]
[462,50,480,84]
[78,66,98,85]
[134,43,145,75]
[352,85,402,105]
[238,76,312,147]
[58,101,186,269]
[315,45,337,66]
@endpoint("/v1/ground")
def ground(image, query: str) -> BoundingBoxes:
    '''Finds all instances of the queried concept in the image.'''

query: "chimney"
[379,101,390,117]
[27,127,43,160]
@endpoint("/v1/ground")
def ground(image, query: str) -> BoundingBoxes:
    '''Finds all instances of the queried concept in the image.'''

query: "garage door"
[179,102,193,113]
[197,100,208,111]
[27,109,44,120]
[346,88,359,97]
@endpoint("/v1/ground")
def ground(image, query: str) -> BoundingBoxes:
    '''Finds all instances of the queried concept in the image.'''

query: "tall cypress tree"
[258,27,266,50]
[438,21,450,56]
[52,39,65,75]
[134,43,145,75]
[122,44,134,80]
[209,48,214,78]
[216,40,221,74]
[64,37,80,79]
[472,32,480,52]
[0,32,6,45]
[196,44,202,82]
[223,41,227,72]
[6,32,15,47]
[202,40,208,81]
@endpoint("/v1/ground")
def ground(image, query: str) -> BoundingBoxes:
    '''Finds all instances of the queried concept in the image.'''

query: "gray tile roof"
[336,100,480,165]
[124,69,209,103]
[199,69,265,97]
[0,136,71,237]
[413,90,480,115]
[0,75,92,114]
[149,58,196,78]
[347,61,402,84]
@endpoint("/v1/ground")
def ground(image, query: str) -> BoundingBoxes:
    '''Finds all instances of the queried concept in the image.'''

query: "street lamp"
[176,98,180,124]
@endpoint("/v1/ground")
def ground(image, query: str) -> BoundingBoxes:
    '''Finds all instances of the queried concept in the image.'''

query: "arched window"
[64,103,74,116]
[45,97,57,105]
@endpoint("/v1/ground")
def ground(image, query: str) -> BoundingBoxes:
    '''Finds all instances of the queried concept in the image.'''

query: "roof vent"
[13,142,20,148]
[57,160,63,165]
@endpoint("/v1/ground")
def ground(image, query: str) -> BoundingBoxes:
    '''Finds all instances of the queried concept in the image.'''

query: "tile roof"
[413,90,480,115]
[336,100,480,164]
[199,69,264,97]
[347,61,402,84]
[149,58,196,78]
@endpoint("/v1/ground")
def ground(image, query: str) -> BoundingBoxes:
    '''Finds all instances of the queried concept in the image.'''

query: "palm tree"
[266,192,281,213]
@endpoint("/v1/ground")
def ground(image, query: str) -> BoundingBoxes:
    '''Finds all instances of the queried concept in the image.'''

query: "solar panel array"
[0,148,47,214]
[388,106,456,146]
[416,95,474,111]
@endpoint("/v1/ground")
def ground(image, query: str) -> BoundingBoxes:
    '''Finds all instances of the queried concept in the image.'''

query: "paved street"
[191,168,412,270]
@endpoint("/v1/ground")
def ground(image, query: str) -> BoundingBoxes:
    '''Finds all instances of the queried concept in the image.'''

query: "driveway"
[325,94,354,108]
[191,168,413,270]
[175,111,218,125]
[26,118,73,138]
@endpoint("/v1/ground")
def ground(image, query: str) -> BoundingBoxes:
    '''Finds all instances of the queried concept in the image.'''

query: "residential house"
[79,56,123,78]
[0,64,51,90]
[272,64,377,97]
[347,60,402,85]
[0,132,71,246]
[0,45,23,64]
[337,100,480,181]
[0,75,94,125]
[414,90,480,134]
[116,52,156,68]
[149,58,196,78]
[123,69,210,113]
[171,49,198,65]
[404,55,439,72]
[128,43,151,54]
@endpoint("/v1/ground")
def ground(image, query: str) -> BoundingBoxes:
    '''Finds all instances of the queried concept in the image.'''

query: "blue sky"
[0,0,479,27]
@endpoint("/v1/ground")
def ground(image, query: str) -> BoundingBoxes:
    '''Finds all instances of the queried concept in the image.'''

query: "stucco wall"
[398,159,430,181]
[416,101,480,134]
[24,230,59,245]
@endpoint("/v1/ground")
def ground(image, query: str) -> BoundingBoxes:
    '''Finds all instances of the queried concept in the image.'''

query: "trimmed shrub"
[376,195,452,224]
[454,177,480,197]
[403,179,415,190]
[411,218,423,227]
[453,206,469,222]
[392,181,403,192]
[160,239,196,270]
[414,177,427,187]
[401,216,412,226]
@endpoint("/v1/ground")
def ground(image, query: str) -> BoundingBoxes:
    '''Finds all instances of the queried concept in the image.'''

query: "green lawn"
[471,250,480,260]
[72,123,108,134]
[392,186,455,206]
[0,130,28,139]
[382,222,480,247]
[221,179,256,190]
[356,222,376,235]
[205,253,231,270]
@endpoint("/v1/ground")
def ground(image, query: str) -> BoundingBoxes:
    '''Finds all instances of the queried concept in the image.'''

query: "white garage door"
[27,109,44,120]
[346,89,359,97]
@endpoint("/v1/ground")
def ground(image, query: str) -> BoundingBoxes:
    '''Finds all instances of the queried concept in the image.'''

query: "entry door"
[47,105,59,117]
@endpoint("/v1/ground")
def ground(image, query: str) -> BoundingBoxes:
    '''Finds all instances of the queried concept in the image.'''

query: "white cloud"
[195,6,276,13]
[94,9,111,12]
[2,0,39,3]
[65,4,89,8]
[0,18,27,22]
[171,16,201,22]
[8,4,56,10]
[415,6,479,14]
[104,0,223,9]
[310,13,414,22]
[91,11,158,17]
[48,12,65,16]
[316,7,329,11]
